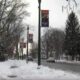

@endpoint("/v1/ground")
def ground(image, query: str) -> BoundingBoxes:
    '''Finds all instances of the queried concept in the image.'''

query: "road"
[34,59,80,74]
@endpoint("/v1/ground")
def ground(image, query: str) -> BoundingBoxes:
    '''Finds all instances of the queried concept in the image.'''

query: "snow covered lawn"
[0,60,80,80]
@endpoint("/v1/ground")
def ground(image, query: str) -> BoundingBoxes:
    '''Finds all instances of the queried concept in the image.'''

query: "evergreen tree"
[76,30,80,59]
[64,11,79,60]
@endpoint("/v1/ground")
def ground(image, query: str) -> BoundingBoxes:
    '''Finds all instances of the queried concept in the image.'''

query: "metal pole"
[38,0,41,66]
[27,26,29,62]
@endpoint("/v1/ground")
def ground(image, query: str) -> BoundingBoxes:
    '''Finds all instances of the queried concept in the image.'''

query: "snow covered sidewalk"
[0,60,80,80]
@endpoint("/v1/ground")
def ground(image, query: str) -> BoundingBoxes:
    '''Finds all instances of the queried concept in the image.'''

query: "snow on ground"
[56,59,80,64]
[0,60,80,80]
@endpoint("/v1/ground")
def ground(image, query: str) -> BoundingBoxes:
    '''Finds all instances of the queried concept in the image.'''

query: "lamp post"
[38,0,41,66]
[27,26,29,62]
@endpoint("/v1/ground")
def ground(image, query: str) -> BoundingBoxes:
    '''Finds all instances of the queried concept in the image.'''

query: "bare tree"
[0,0,28,58]
[41,28,65,59]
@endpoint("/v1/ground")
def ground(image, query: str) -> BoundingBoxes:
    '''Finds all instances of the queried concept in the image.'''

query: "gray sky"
[22,0,80,42]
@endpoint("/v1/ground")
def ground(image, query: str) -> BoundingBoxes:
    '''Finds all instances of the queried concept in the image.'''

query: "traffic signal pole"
[38,0,41,66]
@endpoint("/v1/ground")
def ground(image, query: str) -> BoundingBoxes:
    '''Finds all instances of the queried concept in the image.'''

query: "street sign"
[41,10,49,27]
[28,34,33,43]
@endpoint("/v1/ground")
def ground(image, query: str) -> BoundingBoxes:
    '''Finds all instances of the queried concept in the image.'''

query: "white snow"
[56,59,80,64]
[0,60,80,80]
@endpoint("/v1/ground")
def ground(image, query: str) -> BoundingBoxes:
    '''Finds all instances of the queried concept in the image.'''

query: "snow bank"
[0,60,80,80]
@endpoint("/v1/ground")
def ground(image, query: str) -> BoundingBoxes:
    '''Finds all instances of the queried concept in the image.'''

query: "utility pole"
[38,0,41,66]
[26,26,29,62]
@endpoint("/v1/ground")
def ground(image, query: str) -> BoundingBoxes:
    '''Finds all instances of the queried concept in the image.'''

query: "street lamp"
[38,0,41,66]
[26,26,29,63]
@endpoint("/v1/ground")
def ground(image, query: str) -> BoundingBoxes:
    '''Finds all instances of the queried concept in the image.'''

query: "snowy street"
[0,60,80,80]
[0,0,80,80]
[35,59,80,74]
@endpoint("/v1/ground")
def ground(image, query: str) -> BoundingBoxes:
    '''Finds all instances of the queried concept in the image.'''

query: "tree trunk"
[46,45,49,59]
[72,55,74,60]
[16,42,19,59]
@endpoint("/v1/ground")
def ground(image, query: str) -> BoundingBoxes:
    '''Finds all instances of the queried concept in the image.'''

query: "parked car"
[27,56,33,61]
[46,57,55,63]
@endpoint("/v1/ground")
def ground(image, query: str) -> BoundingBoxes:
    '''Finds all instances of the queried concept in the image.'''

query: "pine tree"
[76,30,80,60]
[64,11,79,60]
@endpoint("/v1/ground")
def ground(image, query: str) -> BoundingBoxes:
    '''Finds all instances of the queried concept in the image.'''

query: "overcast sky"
[22,0,80,42]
